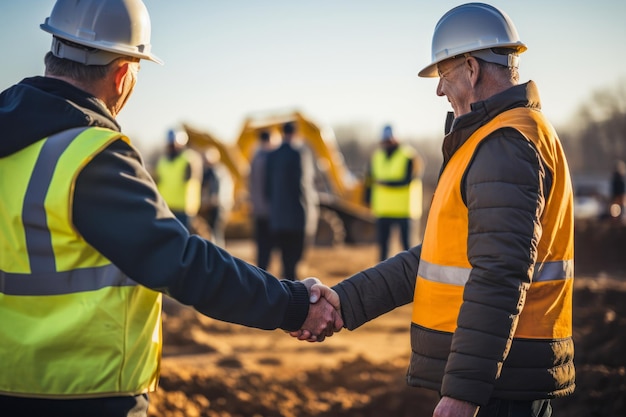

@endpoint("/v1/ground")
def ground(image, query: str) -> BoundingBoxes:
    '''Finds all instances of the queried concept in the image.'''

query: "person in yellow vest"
[294,3,575,417]
[154,128,203,229]
[364,124,423,261]
[0,1,341,416]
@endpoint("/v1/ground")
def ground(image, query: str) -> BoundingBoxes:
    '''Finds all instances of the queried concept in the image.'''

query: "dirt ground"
[149,231,626,417]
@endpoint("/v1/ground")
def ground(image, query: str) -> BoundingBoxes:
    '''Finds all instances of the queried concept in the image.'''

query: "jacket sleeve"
[333,245,421,330]
[441,129,550,404]
[72,140,310,332]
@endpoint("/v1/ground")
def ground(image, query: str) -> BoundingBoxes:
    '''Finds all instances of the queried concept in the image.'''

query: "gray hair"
[476,57,519,84]
[44,51,122,84]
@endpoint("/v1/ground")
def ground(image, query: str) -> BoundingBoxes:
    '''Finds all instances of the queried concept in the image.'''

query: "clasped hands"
[291,277,343,342]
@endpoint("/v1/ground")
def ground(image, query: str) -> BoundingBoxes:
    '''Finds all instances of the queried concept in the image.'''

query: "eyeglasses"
[437,58,467,78]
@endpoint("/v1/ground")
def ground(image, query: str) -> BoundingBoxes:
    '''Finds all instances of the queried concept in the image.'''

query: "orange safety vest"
[413,107,574,339]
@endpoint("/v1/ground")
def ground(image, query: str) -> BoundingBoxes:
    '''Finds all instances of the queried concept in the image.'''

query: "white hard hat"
[40,0,163,65]
[418,3,526,78]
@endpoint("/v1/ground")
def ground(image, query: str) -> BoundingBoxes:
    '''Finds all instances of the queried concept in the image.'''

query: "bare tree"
[564,78,626,173]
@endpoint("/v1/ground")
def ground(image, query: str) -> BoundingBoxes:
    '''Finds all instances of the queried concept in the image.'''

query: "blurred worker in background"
[249,130,275,270]
[609,159,626,220]
[154,128,203,229]
[266,122,319,280]
[295,3,575,417]
[364,124,423,261]
[199,146,234,247]
[0,1,341,416]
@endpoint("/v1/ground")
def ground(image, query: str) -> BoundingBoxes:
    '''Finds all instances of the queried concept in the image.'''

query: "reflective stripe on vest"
[418,259,574,286]
[0,266,136,296]
[0,127,161,398]
[412,108,574,339]
[371,146,420,218]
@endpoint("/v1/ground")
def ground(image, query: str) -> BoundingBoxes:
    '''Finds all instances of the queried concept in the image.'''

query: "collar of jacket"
[0,76,120,158]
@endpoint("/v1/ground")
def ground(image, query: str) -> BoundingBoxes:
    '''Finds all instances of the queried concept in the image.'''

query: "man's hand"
[433,396,478,417]
[303,277,340,310]
[290,277,343,342]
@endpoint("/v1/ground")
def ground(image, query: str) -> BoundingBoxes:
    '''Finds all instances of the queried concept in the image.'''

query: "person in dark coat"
[265,122,319,280]
[609,159,626,219]
[249,130,276,269]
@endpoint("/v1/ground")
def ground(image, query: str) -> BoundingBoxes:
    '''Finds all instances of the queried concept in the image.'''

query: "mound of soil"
[149,242,626,417]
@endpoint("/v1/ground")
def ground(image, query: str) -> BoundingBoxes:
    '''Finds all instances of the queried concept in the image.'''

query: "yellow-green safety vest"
[413,108,574,340]
[156,152,190,212]
[370,145,422,218]
[155,149,202,216]
[0,127,161,398]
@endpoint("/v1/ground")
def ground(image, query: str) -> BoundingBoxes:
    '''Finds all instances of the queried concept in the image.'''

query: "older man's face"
[435,56,474,118]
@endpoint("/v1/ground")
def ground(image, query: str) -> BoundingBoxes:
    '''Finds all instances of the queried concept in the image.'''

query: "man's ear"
[112,61,130,94]
[466,56,481,88]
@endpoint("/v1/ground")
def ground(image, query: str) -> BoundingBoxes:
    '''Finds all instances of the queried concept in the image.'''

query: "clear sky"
[2,1,625,152]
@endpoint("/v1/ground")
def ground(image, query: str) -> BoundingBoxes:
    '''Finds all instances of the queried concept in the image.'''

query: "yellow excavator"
[184,110,378,246]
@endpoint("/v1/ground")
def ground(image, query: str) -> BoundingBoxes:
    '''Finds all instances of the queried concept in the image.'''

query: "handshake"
[289,277,343,342]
